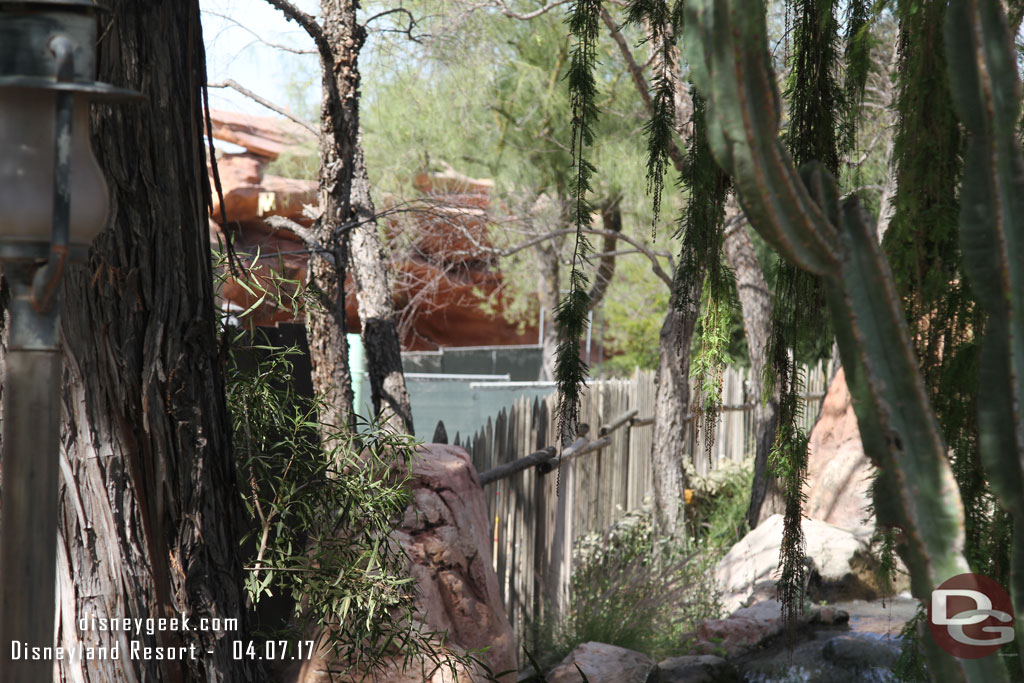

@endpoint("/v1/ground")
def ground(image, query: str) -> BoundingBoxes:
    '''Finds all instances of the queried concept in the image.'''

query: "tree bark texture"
[537,238,560,382]
[311,0,411,434]
[611,9,780,535]
[651,286,699,542]
[53,1,260,681]
[348,147,413,433]
[536,200,620,381]
[722,212,783,529]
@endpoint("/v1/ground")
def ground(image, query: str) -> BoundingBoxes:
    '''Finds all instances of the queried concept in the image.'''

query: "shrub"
[533,505,724,668]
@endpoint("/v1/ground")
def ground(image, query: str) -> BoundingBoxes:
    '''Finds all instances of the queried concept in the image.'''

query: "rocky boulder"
[288,443,516,682]
[715,514,890,613]
[684,599,849,660]
[739,632,902,682]
[803,368,875,529]
[547,642,655,683]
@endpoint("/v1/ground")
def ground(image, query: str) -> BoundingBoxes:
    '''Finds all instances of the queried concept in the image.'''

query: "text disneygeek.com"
[8,614,315,663]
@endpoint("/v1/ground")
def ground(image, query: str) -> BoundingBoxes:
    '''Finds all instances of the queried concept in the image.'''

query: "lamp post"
[0,1,138,679]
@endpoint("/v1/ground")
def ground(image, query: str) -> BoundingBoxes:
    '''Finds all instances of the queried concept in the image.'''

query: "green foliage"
[684,458,754,548]
[535,506,723,668]
[691,275,734,462]
[624,0,685,232]
[769,0,843,630]
[600,261,670,374]
[215,252,478,679]
[681,0,1015,676]
[945,0,1024,657]
[893,606,929,682]
[841,0,873,153]
[675,90,731,311]
[768,402,810,626]
[227,341,421,673]
[556,0,604,447]
[784,0,842,175]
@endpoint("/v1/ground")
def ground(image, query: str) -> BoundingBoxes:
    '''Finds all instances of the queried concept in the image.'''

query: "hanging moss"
[840,0,872,154]
[674,91,733,458]
[884,0,1010,576]
[761,0,844,627]
[555,0,603,449]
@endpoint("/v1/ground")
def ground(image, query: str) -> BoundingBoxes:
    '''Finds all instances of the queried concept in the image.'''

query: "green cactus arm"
[945,0,1024,516]
[946,0,1024,667]
[682,0,1009,674]
[682,0,839,275]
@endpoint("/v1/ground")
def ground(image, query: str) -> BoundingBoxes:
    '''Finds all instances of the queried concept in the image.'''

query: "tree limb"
[202,9,317,54]
[478,0,572,20]
[208,79,319,136]
[363,7,424,43]
[264,215,323,252]
[587,198,623,308]
[600,6,688,174]
[263,0,331,60]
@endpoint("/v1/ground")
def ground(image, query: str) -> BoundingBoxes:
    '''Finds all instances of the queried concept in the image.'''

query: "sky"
[200,0,319,118]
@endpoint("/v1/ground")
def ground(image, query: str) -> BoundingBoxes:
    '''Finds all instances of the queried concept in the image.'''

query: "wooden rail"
[457,362,830,666]
[478,409,649,485]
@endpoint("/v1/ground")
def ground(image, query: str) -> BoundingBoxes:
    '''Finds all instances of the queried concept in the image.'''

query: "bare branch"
[363,7,425,43]
[503,228,674,287]
[202,9,317,54]
[587,199,622,308]
[600,7,688,174]
[208,79,319,136]
[263,0,331,59]
[483,0,571,20]
[264,215,322,252]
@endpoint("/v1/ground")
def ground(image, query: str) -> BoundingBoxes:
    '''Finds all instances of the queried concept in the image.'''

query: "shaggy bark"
[321,0,411,433]
[537,199,621,381]
[538,238,560,382]
[651,286,699,541]
[268,0,413,434]
[722,208,783,528]
[54,1,260,680]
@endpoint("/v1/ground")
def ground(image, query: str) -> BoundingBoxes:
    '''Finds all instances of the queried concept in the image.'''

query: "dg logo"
[928,573,1015,659]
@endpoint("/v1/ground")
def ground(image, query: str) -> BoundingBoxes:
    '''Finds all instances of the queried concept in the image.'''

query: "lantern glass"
[0,87,109,247]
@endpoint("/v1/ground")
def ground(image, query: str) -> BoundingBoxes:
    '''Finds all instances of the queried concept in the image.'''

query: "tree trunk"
[722,207,784,529]
[316,0,412,434]
[611,9,780,533]
[537,199,620,381]
[537,238,560,382]
[349,146,413,433]
[54,1,260,680]
[651,286,700,543]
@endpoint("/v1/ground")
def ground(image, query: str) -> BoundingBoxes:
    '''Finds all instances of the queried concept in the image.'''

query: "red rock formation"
[208,109,315,159]
[207,109,537,349]
[802,368,874,529]
[287,444,517,682]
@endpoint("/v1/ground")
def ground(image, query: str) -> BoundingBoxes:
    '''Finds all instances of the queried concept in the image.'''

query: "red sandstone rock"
[803,368,874,529]
[287,444,517,683]
[208,111,537,348]
[209,109,315,159]
[210,153,317,225]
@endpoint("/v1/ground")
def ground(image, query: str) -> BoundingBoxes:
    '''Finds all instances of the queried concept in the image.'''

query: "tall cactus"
[682,0,1014,678]
[945,0,1024,670]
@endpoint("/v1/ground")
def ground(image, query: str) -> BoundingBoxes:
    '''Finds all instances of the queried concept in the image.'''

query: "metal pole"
[0,262,61,681]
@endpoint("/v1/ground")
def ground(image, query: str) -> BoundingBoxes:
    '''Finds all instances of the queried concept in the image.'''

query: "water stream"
[735,597,919,682]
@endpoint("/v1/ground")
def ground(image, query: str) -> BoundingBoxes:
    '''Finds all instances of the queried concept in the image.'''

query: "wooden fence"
[452,363,828,656]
